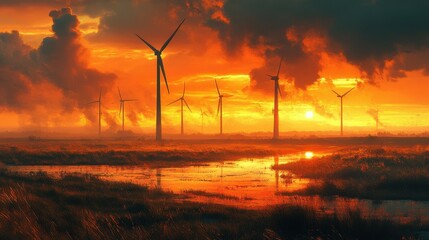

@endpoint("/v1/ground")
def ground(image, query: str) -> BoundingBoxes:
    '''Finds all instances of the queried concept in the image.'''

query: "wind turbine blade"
[342,87,354,97]
[276,81,282,98]
[160,19,186,52]
[123,99,138,102]
[215,79,221,96]
[87,101,99,105]
[182,81,185,98]
[135,34,158,52]
[267,74,274,78]
[167,98,181,106]
[158,56,170,94]
[159,57,170,94]
[119,102,123,116]
[118,88,123,100]
[184,99,191,112]
[217,98,221,116]
[223,94,233,98]
[331,90,341,97]
[99,88,102,102]
[276,56,283,77]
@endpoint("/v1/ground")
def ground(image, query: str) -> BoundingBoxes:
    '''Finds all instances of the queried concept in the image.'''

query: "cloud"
[0,31,35,110]
[205,0,429,88]
[0,8,116,126]
[1,1,428,89]
[65,0,429,91]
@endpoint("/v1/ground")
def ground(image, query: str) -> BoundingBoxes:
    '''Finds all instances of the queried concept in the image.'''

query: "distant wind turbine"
[267,57,283,140]
[118,88,138,132]
[136,19,185,141]
[215,79,232,135]
[168,82,191,135]
[88,88,102,137]
[332,87,354,136]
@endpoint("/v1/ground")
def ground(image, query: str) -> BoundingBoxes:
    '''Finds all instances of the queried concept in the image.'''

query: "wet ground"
[7,150,429,224]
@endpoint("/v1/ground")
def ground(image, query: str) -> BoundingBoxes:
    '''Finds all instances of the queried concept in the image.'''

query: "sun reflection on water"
[6,150,429,224]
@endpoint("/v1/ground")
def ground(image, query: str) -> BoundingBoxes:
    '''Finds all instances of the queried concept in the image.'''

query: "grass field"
[1,137,428,239]
[276,146,429,201]
[0,170,424,240]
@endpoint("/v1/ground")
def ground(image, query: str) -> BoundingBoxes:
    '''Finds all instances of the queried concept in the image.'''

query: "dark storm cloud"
[56,0,429,91]
[0,31,40,110]
[389,48,429,78]
[0,8,116,125]
[2,0,428,92]
[38,8,116,110]
[0,0,61,6]
[205,0,429,89]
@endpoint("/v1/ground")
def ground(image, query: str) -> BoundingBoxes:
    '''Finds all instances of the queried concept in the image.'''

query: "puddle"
[6,151,429,224]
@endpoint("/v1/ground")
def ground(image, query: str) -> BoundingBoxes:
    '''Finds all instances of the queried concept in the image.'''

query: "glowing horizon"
[0,2,428,136]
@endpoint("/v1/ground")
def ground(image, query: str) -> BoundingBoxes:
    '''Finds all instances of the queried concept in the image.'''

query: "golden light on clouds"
[0,2,428,136]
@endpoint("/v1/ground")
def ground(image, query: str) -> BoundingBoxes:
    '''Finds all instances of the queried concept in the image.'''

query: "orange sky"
[0,2,428,136]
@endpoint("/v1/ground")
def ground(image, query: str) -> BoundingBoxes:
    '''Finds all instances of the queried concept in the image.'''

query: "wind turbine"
[215,79,232,135]
[118,88,138,132]
[88,88,102,137]
[267,57,283,140]
[135,19,185,141]
[332,87,354,136]
[168,82,191,135]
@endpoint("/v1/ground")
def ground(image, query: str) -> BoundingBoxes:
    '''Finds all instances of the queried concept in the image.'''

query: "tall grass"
[0,170,423,239]
[276,147,429,200]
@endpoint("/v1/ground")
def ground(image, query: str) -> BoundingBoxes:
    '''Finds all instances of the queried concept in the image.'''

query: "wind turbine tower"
[332,87,354,136]
[267,57,283,140]
[215,79,232,135]
[168,82,191,135]
[118,88,138,132]
[136,19,185,141]
[88,88,102,137]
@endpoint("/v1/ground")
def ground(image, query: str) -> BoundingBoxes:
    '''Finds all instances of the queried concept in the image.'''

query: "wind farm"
[0,2,428,240]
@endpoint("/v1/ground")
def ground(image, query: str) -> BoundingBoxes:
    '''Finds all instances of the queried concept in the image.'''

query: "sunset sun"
[305,111,314,119]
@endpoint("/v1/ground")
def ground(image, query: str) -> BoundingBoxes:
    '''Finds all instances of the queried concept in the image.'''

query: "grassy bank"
[276,147,429,200]
[0,141,275,166]
[0,170,423,239]
[1,137,427,166]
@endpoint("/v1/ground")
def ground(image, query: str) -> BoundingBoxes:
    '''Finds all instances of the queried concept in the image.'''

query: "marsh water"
[7,151,429,224]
